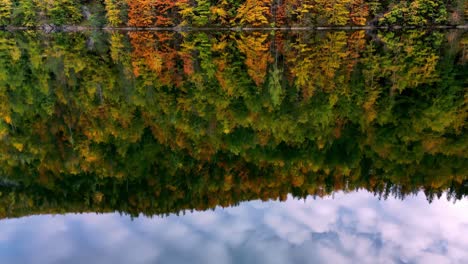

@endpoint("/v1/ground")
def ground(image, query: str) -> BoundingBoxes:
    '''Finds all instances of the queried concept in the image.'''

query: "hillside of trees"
[0,0,466,28]
[0,30,466,219]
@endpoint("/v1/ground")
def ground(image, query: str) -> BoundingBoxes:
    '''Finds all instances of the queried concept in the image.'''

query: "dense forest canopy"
[0,0,466,27]
[0,30,466,219]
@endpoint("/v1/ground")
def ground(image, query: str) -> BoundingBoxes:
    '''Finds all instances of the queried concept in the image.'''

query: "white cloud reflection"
[0,191,467,264]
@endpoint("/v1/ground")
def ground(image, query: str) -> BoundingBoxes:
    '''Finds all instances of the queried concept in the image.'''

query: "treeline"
[0,0,466,27]
[0,30,466,218]
[1,159,467,219]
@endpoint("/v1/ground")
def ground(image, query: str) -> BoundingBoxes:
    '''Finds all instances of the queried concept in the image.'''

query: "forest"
[0,0,466,27]
[0,30,466,219]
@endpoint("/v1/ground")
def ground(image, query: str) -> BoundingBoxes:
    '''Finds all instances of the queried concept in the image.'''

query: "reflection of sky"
[0,191,467,264]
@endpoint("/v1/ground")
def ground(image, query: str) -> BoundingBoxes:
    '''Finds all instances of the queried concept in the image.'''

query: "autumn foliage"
[0,0,461,27]
[127,0,178,26]
[0,30,467,218]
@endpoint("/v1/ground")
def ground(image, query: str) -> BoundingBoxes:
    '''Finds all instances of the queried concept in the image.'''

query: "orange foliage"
[127,0,154,27]
[129,32,186,87]
[349,0,369,25]
[153,0,178,26]
[346,31,366,73]
[127,0,178,27]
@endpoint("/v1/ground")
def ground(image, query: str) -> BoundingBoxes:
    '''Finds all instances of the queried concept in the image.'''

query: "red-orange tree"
[127,0,179,27]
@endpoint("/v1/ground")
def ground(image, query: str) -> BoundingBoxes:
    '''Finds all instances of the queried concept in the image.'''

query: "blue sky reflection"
[0,191,467,264]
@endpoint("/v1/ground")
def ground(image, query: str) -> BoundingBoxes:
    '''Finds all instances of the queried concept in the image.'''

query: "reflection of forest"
[0,30,466,219]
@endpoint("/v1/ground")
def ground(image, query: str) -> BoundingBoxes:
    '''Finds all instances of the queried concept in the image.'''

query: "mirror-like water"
[1,192,468,264]
[0,30,466,263]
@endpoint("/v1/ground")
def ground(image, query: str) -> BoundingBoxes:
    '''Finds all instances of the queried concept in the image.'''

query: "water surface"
[0,29,466,263]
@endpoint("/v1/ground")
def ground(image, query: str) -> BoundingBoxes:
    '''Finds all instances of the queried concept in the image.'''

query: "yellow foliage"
[12,143,24,151]
[104,0,122,26]
[234,0,270,26]
[93,192,104,203]
[236,33,272,86]
[4,115,11,124]
[0,0,12,25]
[210,6,227,19]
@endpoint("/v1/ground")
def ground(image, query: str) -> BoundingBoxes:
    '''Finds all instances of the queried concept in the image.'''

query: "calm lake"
[0,29,467,263]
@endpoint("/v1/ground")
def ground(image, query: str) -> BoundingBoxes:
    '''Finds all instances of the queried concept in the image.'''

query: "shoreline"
[1,24,467,32]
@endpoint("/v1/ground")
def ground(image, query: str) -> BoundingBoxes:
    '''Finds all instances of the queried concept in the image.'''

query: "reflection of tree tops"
[0,158,467,219]
[0,30,466,219]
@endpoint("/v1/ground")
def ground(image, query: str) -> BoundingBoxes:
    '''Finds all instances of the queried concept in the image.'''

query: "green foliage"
[0,30,466,219]
[0,0,11,26]
[49,0,82,25]
[178,0,212,26]
[87,2,107,27]
[315,0,350,25]
[11,0,37,26]
[379,0,448,26]
[0,0,458,27]
[104,0,127,26]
